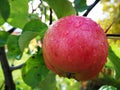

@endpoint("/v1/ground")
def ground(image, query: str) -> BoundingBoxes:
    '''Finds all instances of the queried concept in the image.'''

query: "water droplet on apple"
[65,31,69,36]
[74,21,81,28]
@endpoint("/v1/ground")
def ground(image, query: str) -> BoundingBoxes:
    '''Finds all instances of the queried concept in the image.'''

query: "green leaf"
[43,0,76,18]
[0,0,10,21]
[7,0,28,28]
[74,0,89,12]
[36,72,56,90]
[22,53,49,88]
[99,85,117,90]
[0,31,9,47]
[19,31,38,51]
[0,15,5,25]
[108,47,120,79]
[23,19,48,38]
[7,35,22,60]
[19,19,47,51]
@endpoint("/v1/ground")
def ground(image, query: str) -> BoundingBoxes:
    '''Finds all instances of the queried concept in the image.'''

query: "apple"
[42,15,108,81]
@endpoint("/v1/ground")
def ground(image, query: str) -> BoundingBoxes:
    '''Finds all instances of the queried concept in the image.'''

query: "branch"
[107,34,120,39]
[105,20,115,33]
[0,47,15,90]
[83,0,100,16]
[31,0,41,13]
[10,63,25,71]
[8,27,16,34]
[107,34,120,37]
[105,15,120,33]
[49,8,53,25]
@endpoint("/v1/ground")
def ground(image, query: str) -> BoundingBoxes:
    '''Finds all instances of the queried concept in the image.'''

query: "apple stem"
[66,73,72,79]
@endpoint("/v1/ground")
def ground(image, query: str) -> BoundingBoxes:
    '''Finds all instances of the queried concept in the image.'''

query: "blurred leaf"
[99,0,120,42]
[99,85,117,90]
[7,35,22,60]
[0,0,10,21]
[19,20,47,51]
[0,15,4,25]
[28,14,40,20]
[108,47,120,79]
[36,72,56,90]
[7,0,28,28]
[43,0,76,18]
[56,76,80,90]
[0,31,9,47]
[74,0,89,12]
[22,52,49,88]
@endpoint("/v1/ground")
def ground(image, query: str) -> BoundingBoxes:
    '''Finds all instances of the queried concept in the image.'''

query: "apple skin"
[42,15,108,81]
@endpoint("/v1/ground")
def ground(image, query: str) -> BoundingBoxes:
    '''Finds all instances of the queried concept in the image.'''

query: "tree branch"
[10,63,25,71]
[0,47,15,90]
[107,34,120,39]
[105,15,120,33]
[31,0,41,13]
[107,34,120,37]
[83,0,100,16]
[8,27,16,34]
[49,8,53,25]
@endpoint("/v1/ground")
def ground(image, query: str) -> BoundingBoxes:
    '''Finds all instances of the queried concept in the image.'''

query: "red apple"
[42,15,108,81]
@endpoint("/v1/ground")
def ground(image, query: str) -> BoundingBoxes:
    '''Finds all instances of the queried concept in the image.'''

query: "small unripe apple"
[42,15,108,81]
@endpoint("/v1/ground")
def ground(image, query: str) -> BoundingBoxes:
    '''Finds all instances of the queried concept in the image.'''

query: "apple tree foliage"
[0,0,120,90]
[99,0,120,80]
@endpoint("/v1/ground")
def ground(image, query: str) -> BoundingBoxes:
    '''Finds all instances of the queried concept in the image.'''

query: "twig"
[107,34,120,39]
[105,15,120,33]
[107,34,120,37]
[10,63,25,71]
[105,21,115,33]
[31,0,41,13]
[49,8,53,25]
[83,0,100,16]
[0,47,15,90]
[8,27,16,34]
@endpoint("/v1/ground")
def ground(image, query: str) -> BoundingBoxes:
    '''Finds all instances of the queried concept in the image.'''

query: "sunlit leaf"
[19,19,47,51]
[19,31,38,51]
[74,0,89,12]
[0,0,10,21]
[7,35,22,60]
[43,0,76,18]
[23,19,48,38]
[22,52,49,88]
[0,31,9,47]
[99,85,117,90]
[7,0,28,28]
[108,47,120,79]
